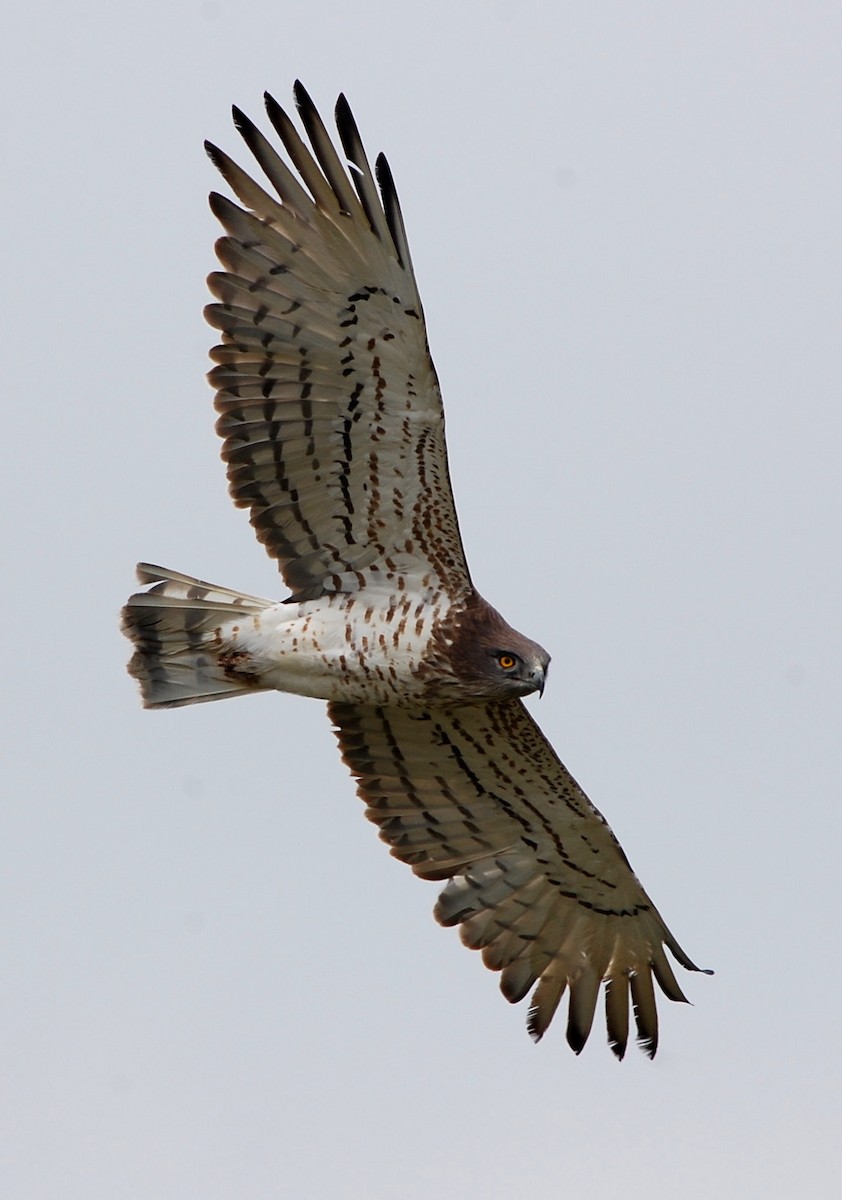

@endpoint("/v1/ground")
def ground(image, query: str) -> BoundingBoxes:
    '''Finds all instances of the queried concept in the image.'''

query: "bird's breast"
[221,588,457,704]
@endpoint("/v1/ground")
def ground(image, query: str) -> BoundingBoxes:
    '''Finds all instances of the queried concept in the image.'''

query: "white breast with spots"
[215,585,451,704]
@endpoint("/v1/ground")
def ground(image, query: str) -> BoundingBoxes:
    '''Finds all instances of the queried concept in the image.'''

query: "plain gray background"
[2,2,840,1196]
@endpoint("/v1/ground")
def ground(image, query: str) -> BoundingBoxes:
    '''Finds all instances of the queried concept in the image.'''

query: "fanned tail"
[121,564,275,708]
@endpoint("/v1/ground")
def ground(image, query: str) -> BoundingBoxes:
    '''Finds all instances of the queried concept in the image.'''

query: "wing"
[331,698,710,1059]
[205,83,471,602]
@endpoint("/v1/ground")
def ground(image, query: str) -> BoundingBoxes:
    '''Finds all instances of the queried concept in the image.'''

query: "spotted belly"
[214,589,451,704]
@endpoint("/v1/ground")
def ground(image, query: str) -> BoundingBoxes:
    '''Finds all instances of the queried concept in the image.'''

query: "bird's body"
[123,83,709,1058]
[127,566,543,708]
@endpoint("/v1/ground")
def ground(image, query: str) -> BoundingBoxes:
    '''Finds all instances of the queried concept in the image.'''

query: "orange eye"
[498,654,517,670]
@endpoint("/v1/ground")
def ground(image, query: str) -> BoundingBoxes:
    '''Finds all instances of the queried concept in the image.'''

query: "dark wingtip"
[334,92,353,131]
[499,973,533,1006]
[208,190,227,218]
[639,1036,658,1060]
[293,79,315,115]
[263,91,288,140]
[608,1038,628,1062]
[231,105,262,157]
[526,1007,544,1043]
[231,104,250,134]
[204,139,223,167]
[374,152,408,269]
[374,152,392,189]
[566,1025,587,1056]
[526,996,560,1044]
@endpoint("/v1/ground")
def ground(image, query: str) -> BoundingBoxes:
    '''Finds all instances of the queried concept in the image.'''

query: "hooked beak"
[531,664,547,698]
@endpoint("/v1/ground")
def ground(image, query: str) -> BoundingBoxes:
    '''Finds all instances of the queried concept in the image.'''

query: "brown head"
[421,593,550,703]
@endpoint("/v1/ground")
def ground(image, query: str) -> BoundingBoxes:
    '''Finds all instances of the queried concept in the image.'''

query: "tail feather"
[122,564,275,708]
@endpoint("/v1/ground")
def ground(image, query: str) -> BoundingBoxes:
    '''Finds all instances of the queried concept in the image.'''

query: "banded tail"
[122,564,275,708]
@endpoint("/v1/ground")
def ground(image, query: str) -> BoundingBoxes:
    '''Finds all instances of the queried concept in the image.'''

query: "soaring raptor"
[122,83,709,1058]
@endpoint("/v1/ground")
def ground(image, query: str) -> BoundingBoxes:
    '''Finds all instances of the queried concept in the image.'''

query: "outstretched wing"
[205,83,471,602]
[331,698,709,1058]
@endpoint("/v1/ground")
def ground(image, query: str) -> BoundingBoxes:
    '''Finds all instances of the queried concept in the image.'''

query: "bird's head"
[438,594,551,702]
[485,641,550,699]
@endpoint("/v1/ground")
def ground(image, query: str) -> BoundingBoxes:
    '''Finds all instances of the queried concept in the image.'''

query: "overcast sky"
[2,2,841,1196]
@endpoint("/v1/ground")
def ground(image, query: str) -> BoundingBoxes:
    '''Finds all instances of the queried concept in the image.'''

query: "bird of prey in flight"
[123,83,709,1058]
